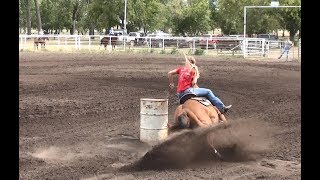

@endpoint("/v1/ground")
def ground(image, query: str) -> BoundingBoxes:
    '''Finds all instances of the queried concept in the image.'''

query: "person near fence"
[38,29,44,35]
[109,27,114,35]
[167,54,232,114]
[278,38,293,60]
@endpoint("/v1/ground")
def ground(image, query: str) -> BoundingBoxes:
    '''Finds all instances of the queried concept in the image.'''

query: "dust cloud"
[120,118,276,171]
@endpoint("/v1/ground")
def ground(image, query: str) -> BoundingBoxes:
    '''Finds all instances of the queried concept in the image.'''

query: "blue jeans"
[279,47,290,59]
[178,87,225,111]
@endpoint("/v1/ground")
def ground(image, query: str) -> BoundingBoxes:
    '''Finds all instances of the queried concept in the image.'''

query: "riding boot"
[222,105,232,114]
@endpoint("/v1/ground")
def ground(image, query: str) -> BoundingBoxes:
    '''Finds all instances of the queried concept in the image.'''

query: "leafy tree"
[172,0,212,36]
[89,0,123,34]
[34,0,42,32]
[210,0,300,37]
[19,0,300,38]
[163,0,184,35]
[19,0,37,34]
[127,0,164,34]
[210,0,247,35]
[277,0,301,40]
[40,0,55,32]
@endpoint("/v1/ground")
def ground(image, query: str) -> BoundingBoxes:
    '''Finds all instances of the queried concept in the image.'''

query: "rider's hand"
[169,83,174,89]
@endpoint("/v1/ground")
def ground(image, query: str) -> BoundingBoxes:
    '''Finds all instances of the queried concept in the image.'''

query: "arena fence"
[19,34,300,61]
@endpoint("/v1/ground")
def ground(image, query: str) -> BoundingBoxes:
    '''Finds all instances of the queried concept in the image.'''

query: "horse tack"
[190,97,211,106]
[179,93,212,106]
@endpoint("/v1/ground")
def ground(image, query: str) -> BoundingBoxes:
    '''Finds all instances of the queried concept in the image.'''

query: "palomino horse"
[34,37,49,50]
[168,94,228,131]
[168,93,230,159]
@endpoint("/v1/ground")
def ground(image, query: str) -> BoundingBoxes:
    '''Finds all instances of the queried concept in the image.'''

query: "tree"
[26,0,32,34]
[171,0,212,36]
[210,0,300,37]
[210,0,247,35]
[40,0,54,33]
[126,0,164,34]
[277,0,301,40]
[34,0,42,32]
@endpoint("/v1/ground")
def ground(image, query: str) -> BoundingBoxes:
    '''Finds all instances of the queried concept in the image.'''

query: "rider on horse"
[167,54,232,114]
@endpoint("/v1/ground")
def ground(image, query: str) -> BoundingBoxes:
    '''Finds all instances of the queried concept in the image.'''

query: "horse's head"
[177,111,190,128]
[168,111,191,133]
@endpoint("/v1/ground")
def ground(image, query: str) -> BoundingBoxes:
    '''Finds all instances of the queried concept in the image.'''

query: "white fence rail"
[19,34,299,60]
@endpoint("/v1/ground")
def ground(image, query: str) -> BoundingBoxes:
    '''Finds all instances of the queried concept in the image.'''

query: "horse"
[168,93,228,131]
[167,93,230,159]
[34,37,49,50]
[100,36,118,50]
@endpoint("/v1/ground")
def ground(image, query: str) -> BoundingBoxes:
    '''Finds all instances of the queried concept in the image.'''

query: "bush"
[160,49,166,54]
[194,48,204,55]
[170,48,179,54]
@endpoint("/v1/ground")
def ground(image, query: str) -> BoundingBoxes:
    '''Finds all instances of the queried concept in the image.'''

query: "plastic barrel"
[140,98,168,144]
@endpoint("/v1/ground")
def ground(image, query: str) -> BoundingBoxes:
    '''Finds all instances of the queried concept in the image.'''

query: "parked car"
[257,34,280,48]
[126,32,146,46]
[257,34,278,40]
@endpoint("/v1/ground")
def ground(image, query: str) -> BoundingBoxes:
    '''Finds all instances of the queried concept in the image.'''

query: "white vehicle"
[126,32,141,45]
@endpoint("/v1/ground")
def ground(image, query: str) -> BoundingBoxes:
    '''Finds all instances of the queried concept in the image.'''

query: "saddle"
[179,92,212,106]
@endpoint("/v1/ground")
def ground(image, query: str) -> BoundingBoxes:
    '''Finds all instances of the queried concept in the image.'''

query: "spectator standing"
[278,38,293,60]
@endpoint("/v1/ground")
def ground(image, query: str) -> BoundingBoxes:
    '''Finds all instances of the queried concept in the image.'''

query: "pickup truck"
[257,33,280,48]
[126,32,146,46]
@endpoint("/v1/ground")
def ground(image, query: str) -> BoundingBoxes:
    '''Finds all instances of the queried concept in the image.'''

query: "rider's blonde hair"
[187,56,200,79]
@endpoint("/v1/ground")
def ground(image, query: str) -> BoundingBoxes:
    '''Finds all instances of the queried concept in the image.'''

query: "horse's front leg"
[206,133,223,160]
[218,113,229,125]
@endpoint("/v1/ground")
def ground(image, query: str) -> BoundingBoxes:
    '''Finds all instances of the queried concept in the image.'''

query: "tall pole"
[124,0,127,34]
[243,6,247,58]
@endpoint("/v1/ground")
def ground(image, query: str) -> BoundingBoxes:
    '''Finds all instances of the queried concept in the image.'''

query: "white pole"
[88,35,91,49]
[243,6,246,58]
[124,0,127,34]
[206,38,208,54]
[24,36,27,49]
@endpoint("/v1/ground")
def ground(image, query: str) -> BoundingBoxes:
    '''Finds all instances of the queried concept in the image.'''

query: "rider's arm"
[191,70,199,88]
[168,68,178,89]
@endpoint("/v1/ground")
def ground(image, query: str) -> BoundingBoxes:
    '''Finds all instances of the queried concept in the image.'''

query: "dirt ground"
[19,52,301,179]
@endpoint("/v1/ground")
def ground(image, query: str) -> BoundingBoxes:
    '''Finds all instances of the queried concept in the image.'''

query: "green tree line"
[19,0,300,40]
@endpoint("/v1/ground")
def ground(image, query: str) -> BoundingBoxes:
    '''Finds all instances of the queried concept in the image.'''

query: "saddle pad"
[191,97,211,106]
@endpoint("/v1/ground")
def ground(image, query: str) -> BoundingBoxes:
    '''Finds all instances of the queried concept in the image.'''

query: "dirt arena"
[19,52,301,179]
